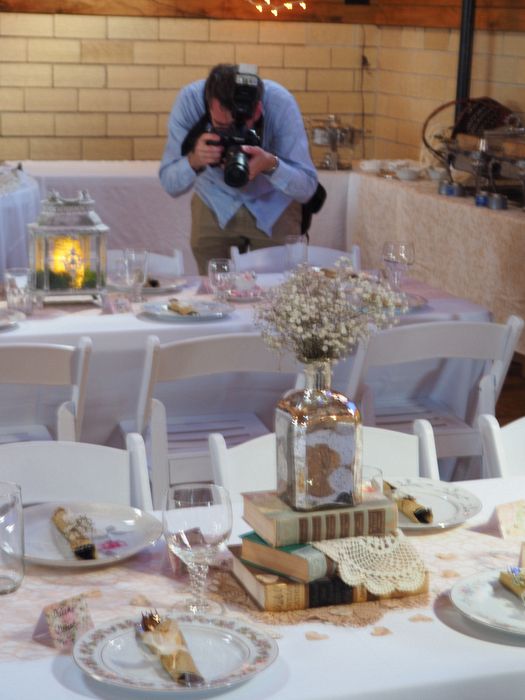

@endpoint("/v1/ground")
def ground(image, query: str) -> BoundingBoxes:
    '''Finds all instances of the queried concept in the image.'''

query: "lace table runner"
[2,527,521,662]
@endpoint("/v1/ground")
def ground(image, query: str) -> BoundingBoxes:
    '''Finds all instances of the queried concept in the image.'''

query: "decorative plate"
[226,287,264,303]
[387,477,482,531]
[141,301,234,323]
[0,319,18,332]
[405,293,428,310]
[142,278,187,296]
[450,570,525,636]
[73,614,279,693]
[23,501,162,568]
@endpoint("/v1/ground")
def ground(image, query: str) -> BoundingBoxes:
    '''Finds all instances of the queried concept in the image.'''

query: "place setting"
[70,483,280,695]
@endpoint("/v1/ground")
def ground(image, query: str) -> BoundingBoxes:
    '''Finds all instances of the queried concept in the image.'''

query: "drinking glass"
[5,268,33,316]
[163,483,232,614]
[382,241,415,290]
[285,234,308,269]
[207,258,234,301]
[124,249,148,302]
[0,482,24,595]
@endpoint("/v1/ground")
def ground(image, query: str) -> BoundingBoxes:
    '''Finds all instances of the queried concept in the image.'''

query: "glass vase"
[275,359,362,511]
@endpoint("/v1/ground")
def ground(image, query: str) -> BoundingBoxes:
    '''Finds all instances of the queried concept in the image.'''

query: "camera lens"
[224,147,250,188]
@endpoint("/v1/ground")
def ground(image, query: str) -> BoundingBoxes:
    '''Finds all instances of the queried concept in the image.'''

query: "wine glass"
[382,241,415,290]
[163,483,232,614]
[207,258,234,301]
[285,234,308,269]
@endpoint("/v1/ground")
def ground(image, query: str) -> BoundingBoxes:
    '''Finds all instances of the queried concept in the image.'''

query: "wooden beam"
[0,0,524,31]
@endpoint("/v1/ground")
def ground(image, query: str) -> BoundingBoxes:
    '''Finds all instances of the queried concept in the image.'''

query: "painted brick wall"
[0,12,523,161]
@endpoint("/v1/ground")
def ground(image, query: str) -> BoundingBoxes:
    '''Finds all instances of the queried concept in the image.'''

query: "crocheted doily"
[312,532,426,595]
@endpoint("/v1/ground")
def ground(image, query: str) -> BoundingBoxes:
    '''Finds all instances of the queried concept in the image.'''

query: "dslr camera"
[208,69,261,188]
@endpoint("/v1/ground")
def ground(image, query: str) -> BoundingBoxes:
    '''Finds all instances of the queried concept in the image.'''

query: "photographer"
[159,63,318,273]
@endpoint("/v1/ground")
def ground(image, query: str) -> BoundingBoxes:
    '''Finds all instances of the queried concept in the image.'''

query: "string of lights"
[246,0,307,17]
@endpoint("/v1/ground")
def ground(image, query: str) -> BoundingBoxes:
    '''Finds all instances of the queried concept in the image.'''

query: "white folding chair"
[230,243,360,273]
[347,316,524,467]
[209,419,439,502]
[126,333,300,508]
[0,336,92,443]
[478,414,525,478]
[107,248,184,278]
[0,433,152,509]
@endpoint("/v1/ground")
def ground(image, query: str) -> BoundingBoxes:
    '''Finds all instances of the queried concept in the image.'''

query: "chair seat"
[374,397,481,458]
[0,425,53,444]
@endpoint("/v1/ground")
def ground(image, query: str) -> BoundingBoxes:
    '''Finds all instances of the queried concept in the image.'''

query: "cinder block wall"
[0,12,524,161]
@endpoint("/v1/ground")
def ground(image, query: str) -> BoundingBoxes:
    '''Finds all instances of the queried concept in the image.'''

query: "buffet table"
[0,276,490,450]
[0,169,40,283]
[3,476,525,700]
[17,161,349,276]
[346,171,525,354]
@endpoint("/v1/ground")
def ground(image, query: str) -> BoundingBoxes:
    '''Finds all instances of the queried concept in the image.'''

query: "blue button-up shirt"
[159,79,318,236]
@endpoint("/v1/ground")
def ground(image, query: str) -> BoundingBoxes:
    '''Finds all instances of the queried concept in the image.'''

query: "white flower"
[254,261,406,363]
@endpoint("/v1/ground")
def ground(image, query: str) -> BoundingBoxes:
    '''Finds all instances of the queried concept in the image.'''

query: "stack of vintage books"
[230,490,429,612]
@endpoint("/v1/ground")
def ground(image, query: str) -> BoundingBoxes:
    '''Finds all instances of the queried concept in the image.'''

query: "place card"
[33,594,93,652]
[101,291,132,314]
[495,500,525,539]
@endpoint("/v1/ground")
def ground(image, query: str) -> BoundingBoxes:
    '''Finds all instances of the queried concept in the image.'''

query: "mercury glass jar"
[275,359,362,511]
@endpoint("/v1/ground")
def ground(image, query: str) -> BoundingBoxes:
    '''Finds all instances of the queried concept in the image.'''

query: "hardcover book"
[229,546,429,612]
[240,531,337,583]
[242,491,398,547]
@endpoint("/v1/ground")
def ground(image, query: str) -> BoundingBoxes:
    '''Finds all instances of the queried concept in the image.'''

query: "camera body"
[209,125,260,188]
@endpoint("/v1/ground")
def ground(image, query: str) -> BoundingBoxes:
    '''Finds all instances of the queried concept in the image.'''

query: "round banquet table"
[0,169,40,283]
[2,476,525,700]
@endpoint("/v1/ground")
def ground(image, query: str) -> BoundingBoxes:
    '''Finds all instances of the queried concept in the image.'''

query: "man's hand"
[242,145,278,180]
[188,132,223,172]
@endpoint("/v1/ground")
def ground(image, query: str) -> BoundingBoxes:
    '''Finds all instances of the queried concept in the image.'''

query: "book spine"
[276,502,397,546]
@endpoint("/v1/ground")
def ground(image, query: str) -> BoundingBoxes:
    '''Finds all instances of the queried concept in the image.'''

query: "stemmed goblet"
[382,241,415,290]
[207,258,234,301]
[163,483,232,614]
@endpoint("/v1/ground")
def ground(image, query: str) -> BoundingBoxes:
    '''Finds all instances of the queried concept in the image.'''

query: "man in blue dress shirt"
[159,63,318,273]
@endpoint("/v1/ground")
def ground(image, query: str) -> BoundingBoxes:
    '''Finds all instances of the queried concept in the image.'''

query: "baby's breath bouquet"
[255,261,405,364]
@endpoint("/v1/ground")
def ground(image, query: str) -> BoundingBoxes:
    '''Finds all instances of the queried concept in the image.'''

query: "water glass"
[207,258,234,301]
[382,241,415,290]
[0,482,24,595]
[285,234,308,269]
[5,267,33,315]
[124,249,148,302]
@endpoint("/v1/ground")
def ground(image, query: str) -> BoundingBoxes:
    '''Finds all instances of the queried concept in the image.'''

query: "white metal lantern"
[28,190,108,299]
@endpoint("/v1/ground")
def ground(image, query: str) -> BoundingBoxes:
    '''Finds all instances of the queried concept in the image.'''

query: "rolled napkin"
[499,567,525,603]
[167,298,197,316]
[384,481,433,524]
[138,611,203,686]
[51,507,97,560]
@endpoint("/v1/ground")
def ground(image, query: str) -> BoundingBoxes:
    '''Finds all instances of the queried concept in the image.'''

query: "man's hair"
[204,63,263,117]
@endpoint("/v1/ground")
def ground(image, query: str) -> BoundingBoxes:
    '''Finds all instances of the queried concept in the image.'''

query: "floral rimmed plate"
[142,278,187,296]
[73,614,279,693]
[405,293,428,310]
[450,570,525,636]
[23,501,162,568]
[226,287,264,303]
[140,301,234,323]
[0,318,18,332]
[387,477,482,531]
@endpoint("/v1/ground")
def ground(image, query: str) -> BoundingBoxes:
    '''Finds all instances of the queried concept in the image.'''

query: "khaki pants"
[190,194,302,274]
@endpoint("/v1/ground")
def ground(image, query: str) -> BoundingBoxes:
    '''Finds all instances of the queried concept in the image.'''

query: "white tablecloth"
[3,476,525,700]
[16,161,349,276]
[0,275,489,452]
[0,171,40,282]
